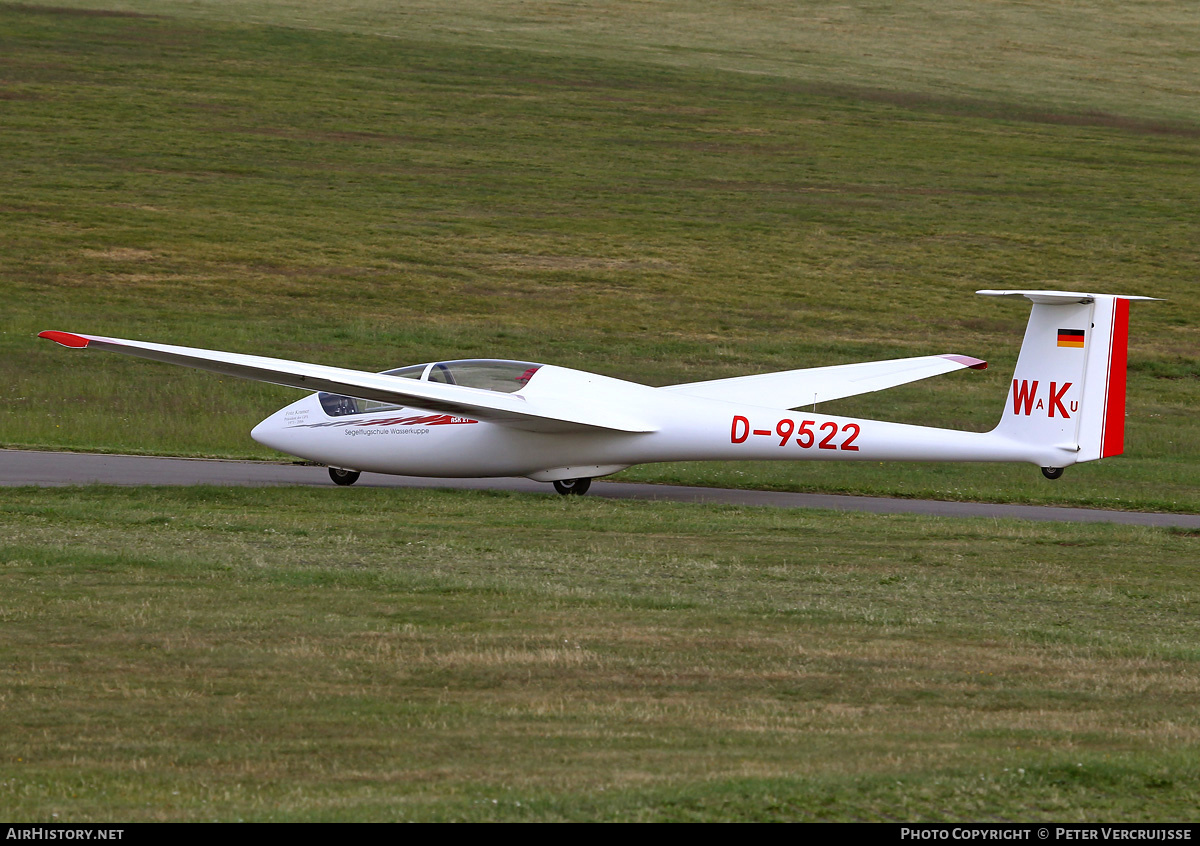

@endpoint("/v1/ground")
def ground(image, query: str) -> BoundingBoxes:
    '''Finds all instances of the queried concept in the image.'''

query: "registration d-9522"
[730,415,861,451]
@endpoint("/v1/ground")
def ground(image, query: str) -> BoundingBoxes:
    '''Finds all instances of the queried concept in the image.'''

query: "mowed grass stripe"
[1,485,1198,820]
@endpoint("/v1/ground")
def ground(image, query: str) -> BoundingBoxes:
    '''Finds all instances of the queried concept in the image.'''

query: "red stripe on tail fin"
[1101,298,1129,457]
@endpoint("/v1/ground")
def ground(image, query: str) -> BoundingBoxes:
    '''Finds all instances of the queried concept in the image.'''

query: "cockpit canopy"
[319,359,542,417]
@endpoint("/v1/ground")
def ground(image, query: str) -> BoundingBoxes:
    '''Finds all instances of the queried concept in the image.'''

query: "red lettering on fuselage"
[1012,379,1038,415]
[1010,379,1073,418]
[1048,382,1072,418]
[730,415,863,451]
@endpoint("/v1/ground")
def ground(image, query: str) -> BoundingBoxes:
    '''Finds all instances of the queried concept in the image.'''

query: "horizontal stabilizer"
[977,289,1161,304]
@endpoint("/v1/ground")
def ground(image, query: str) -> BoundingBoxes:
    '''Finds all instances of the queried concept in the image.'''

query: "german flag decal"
[1057,328,1085,348]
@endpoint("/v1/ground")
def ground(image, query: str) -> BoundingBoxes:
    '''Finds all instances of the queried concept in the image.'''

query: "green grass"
[1,485,1199,821]
[1,2,1197,510]
[26,0,1200,124]
[3,3,1198,821]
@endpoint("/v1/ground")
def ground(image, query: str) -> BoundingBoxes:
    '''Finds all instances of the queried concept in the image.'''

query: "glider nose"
[251,410,297,454]
[250,415,279,450]
[250,416,271,446]
[252,396,323,457]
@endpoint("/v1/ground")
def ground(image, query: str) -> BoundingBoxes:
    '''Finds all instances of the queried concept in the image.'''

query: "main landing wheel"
[553,477,592,496]
[328,467,362,486]
[1041,466,1064,480]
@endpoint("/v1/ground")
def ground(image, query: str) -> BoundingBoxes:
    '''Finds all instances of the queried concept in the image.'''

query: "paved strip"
[2,449,1198,528]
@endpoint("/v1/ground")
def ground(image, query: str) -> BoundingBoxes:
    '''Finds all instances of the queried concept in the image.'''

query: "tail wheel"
[552,477,592,496]
[1041,466,1064,480]
[329,467,362,486]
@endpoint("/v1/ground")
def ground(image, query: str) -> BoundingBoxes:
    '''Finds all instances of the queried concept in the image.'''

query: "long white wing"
[38,331,656,434]
[660,354,987,409]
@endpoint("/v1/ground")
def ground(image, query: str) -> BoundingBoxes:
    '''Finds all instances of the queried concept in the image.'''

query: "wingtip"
[39,330,90,348]
[940,354,988,370]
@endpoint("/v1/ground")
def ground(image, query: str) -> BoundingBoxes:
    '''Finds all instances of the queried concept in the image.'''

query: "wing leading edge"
[37,331,656,434]
[660,354,987,409]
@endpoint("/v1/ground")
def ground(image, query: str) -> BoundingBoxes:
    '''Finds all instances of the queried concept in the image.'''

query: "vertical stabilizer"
[978,290,1153,465]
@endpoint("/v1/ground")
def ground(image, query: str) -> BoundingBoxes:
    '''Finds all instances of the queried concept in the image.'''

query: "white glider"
[40,289,1153,494]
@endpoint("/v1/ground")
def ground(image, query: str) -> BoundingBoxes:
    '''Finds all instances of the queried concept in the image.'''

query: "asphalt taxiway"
[3,449,1198,528]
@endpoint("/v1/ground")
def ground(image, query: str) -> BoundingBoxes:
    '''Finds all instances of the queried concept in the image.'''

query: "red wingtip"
[38,331,91,348]
[940,354,988,370]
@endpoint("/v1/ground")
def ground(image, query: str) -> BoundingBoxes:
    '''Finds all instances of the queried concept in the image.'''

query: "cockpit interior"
[319,359,542,417]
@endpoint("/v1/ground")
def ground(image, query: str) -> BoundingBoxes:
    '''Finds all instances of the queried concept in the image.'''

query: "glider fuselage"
[249,365,1049,482]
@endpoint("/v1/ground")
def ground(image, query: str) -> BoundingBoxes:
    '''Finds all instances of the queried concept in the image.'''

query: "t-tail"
[979,289,1158,476]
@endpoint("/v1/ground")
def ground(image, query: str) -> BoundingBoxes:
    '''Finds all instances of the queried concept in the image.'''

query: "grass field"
[2,486,1199,821]
[1,0,1198,822]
